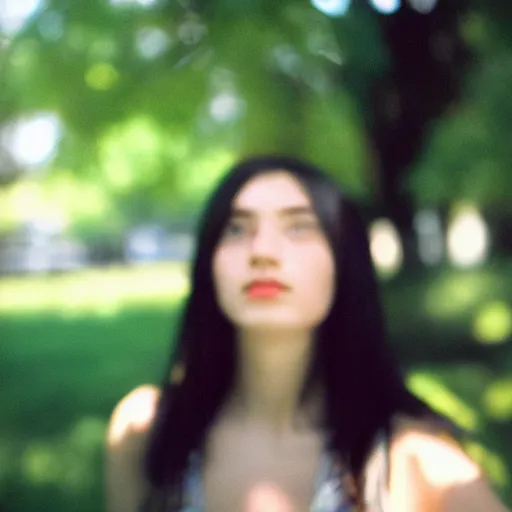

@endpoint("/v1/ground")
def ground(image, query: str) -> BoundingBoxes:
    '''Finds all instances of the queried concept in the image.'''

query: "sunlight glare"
[108,386,159,446]
[369,218,403,277]
[0,0,44,36]
[401,432,480,487]
[447,205,488,267]
[311,0,352,17]
[2,113,61,169]
[370,0,401,14]
[0,262,189,316]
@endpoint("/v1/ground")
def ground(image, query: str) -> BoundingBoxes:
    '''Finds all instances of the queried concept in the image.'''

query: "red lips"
[244,279,290,299]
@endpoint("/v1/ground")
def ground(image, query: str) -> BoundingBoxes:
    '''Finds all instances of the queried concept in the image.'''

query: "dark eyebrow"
[230,206,316,218]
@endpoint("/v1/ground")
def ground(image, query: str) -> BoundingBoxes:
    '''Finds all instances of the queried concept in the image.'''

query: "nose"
[249,224,281,268]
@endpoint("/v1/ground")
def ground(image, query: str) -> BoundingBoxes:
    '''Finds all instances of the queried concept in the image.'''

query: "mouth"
[244,279,290,299]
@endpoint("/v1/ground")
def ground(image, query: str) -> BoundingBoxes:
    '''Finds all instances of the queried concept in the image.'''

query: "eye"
[287,219,320,235]
[223,220,247,238]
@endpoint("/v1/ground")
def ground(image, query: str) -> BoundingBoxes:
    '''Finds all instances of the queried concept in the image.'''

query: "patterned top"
[178,432,390,512]
[179,451,353,512]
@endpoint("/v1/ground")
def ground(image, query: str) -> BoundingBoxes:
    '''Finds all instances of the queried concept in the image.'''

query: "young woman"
[106,156,509,512]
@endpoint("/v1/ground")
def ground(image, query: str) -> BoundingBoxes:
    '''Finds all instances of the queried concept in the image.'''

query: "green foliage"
[2,0,512,229]
[1,0,390,235]
[406,9,512,207]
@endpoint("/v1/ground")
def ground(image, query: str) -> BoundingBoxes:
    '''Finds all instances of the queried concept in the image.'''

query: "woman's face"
[212,171,336,332]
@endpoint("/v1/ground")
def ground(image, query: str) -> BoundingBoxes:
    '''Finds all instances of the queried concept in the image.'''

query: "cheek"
[293,247,336,314]
[295,247,335,288]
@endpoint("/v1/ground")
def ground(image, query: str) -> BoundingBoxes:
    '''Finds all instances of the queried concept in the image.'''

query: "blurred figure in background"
[106,156,509,512]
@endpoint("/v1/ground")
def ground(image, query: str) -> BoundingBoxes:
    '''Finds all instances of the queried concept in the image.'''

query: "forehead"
[232,171,312,210]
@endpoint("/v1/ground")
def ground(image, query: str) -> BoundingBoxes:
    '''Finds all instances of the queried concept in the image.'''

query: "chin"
[234,314,316,332]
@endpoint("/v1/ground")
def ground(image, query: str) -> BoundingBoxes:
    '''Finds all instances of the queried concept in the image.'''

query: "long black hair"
[142,155,437,510]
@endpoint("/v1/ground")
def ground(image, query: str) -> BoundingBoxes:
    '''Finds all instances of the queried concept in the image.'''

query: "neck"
[225,328,319,434]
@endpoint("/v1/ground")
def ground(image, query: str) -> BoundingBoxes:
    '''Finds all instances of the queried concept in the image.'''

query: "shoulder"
[390,414,481,487]
[387,414,509,512]
[107,384,161,447]
[105,385,161,512]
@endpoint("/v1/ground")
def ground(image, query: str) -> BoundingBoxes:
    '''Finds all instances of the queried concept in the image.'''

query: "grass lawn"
[1,305,178,512]
[1,261,511,510]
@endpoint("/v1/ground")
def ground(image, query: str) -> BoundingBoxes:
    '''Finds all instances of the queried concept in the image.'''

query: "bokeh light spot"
[311,0,352,17]
[85,63,119,90]
[99,116,166,191]
[0,0,44,36]
[483,378,512,421]
[473,301,512,345]
[408,0,437,14]
[177,17,206,45]
[424,272,494,319]
[1,112,62,169]
[413,209,443,266]
[136,27,171,59]
[447,205,488,268]
[370,0,401,15]
[209,92,245,123]
[37,11,65,41]
[22,443,61,485]
[369,218,403,278]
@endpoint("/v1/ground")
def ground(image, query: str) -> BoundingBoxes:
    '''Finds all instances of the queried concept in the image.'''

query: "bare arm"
[105,385,160,512]
[389,426,510,512]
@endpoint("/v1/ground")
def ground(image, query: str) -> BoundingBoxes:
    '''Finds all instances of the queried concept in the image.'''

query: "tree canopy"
[1,0,511,237]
